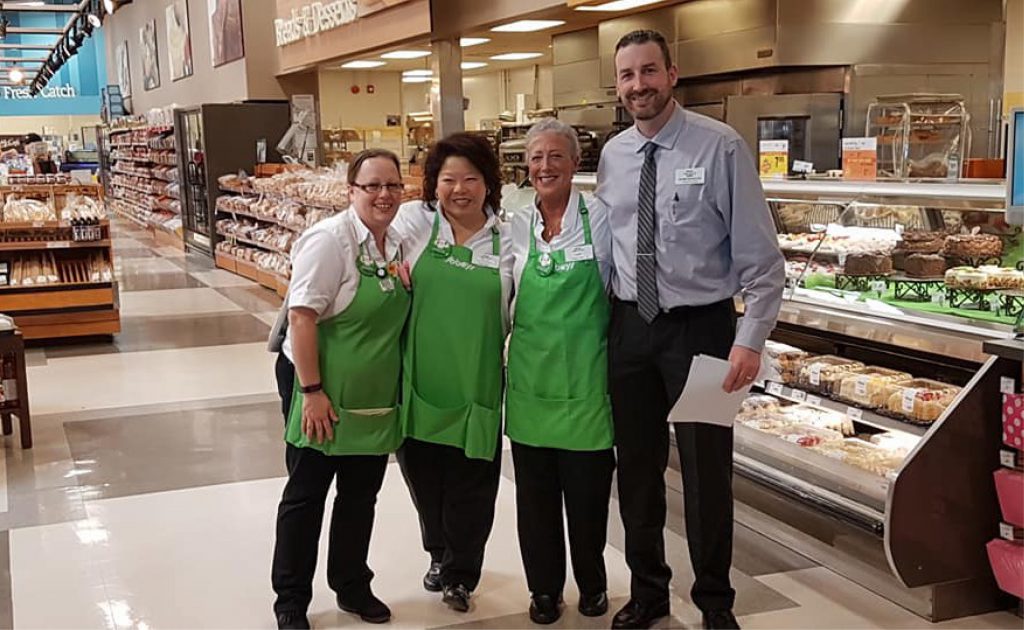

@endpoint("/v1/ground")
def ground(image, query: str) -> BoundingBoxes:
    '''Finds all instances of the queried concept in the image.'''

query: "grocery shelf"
[756,379,929,437]
[216,232,290,256]
[0,219,109,230]
[0,239,112,251]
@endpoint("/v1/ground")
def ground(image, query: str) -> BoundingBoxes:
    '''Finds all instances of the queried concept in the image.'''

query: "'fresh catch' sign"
[275,0,359,46]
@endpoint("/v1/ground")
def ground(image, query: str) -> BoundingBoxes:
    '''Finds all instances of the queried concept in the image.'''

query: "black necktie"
[637,142,659,323]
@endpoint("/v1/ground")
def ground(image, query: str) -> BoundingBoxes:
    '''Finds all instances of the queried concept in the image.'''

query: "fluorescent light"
[403,69,433,77]
[340,60,386,69]
[402,76,431,84]
[461,62,488,70]
[460,37,490,47]
[8,68,23,84]
[490,52,543,61]
[576,0,663,10]
[104,0,116,14]
[380,50,430,59]
[491,20,565,33]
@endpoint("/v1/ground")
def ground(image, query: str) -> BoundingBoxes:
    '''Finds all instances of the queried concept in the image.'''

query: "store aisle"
[6,219,1020,629]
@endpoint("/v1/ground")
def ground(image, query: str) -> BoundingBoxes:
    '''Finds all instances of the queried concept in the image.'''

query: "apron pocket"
[405,387,500,460]
[332,407,402,454]
[506,386,613,451]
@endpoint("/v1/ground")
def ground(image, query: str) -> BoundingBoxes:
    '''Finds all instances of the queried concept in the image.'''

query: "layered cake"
[899,231,946,254]
[943,233,1003,259]
[843,252,893,276]
[904,254,946,278]
[836,367,913,408]
[979,266,1024,290]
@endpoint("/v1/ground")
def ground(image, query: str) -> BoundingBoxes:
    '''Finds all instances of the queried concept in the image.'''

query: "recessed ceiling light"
[490,52,544,61]
[491,19,565,32]
[403,69,433,77]
[461,62,488,70]
[402,76,432,84]
[460,37,490,47]
[381,50,431,59]
[8,68,24,84]
[576,0,663,11]
[340,60,387,69]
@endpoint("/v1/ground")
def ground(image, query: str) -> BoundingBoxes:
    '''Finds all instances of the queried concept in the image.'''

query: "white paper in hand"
[667,354,751,427]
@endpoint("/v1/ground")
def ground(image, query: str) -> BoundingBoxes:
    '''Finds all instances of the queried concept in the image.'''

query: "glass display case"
[866,94,971,179]
[571,173,1018,620]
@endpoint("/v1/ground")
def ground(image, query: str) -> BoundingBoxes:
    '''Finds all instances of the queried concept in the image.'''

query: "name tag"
[473,252,500,269]
[564,244,594,263]
[675,167,705,185]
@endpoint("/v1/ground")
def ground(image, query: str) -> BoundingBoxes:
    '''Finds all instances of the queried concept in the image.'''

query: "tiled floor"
[8,218,1022,629]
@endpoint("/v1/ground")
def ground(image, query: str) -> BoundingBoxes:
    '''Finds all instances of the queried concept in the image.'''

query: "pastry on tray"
[836,367,913,408]
[883,379,961,423]
[796,356,866,395]
[943,233,1003,259]
[843,252,893,276]
[904,254,947,278]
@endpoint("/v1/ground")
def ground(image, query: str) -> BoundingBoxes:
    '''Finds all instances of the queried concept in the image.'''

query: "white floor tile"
[190,269,260,288]
[152,246,186,258]
[26,343,277,417]
[118,288,243,317]
[254,311,280,327]
[112,258,181,275]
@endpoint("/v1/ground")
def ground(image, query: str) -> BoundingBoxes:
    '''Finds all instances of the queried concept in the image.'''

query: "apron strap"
[490,225,500,255]
[530,192,593,253]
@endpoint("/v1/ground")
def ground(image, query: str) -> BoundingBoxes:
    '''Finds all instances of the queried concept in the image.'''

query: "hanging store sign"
[275,0,359,47]
[2,84,78,100]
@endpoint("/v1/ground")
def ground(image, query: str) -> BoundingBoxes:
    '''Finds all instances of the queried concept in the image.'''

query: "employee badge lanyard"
[532,195,589,277]
[357,241,403,292]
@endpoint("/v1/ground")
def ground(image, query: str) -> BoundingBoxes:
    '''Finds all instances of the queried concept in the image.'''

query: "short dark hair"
[422,132,502,212]
[22,133,43,144]
[347,148,401,185]
[614,29,673,70]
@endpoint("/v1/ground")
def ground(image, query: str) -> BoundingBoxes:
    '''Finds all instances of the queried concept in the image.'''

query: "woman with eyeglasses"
[392,133,512,614]
[271,149,411,630]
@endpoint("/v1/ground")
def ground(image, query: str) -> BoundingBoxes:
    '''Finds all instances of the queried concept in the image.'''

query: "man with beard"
[594,30,784,630]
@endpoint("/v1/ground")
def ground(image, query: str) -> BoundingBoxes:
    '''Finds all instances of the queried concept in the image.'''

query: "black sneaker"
[578,591,608,617]
[442,583,471,612]
[337,591,392,624]
[276,611,311,630]
[528,593,562,625]
[423,561,443,592]
[703,609,740,629]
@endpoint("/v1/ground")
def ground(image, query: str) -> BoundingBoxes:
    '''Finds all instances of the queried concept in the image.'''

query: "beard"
[623,87,672,121]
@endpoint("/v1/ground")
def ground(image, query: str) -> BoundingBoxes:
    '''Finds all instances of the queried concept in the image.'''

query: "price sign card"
[759,140,789,179]
[842,137,878,181]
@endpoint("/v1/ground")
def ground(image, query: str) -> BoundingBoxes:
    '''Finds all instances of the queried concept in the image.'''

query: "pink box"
[1004,393,1024,449]
[987,538,1024,598]
[995,469,1024,527]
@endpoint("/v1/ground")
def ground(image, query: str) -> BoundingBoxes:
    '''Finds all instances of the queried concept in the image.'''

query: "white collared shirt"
[393,200,514,333]
[510,187,612,318]
[282,209,403,361]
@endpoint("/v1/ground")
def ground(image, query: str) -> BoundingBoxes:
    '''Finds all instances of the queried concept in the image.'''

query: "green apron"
[506,196,613,450]
[285,241,410,456]
[401,211,504,461]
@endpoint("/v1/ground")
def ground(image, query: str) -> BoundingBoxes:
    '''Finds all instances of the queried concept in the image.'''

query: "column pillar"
[430,38,464,138]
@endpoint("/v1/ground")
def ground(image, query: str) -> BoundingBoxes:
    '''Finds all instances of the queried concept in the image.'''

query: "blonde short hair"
[525,118,579,161]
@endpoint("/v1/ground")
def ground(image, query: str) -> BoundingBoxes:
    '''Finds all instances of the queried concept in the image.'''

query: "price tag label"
[988,299,1001,314]
[809,364,823,386]
[999,522,1015,541]
[791,389,807,402]
[1001,449,1017,468]
[1001,377,1017,395]
[846,406,863,421]
[32,221,45,228]
[855,376,869,398]
[931,292,946,306]
[806,395,823,407]
[759,140,789,179]
[841,137,878,181]
[871,280,887,293]
[902,388,919,414]
[767,382,784,396]
[46,241,70,249]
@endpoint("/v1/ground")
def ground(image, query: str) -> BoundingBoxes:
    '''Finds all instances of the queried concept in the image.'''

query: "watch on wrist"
[300,382,322,394]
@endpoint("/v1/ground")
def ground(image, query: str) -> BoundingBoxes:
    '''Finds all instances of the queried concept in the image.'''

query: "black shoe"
[579,591,609,617]
[337,591,392,624]
[442,583,471,613]
[702,609,740,629]
[423,561,442,592]
[276,611,311,630]
[529,594,562,625]
[611,599,670,629]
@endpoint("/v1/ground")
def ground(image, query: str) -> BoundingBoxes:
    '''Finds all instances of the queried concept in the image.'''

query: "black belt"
[613,297,733,317]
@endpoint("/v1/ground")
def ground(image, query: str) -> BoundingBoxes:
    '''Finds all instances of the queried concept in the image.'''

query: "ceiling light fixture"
[461,62,488,70]
[403,69,432,76]
[103,0,115,14]
[459,37,490,47]
[491,20,565,33]
[8,67,22,83]
[380,50,430,59]
[401,76,431,84]
[490,52,543,61]
[575,0,663,10]
[340,60,386,69]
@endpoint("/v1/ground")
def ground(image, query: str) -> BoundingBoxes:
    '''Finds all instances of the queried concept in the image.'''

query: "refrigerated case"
[175,102,291,254]
[572,173,1020,620]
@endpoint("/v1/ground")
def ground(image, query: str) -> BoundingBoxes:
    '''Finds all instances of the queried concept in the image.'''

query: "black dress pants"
[271,355,390,614]
[396,437,501,591]
[609,299,737,613]
[511,442,614,598]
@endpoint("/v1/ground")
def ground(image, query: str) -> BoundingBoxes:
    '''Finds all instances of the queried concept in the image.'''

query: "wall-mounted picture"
[115,40,131,98]
[166,0,194,81]
[209,0,244,67]
[140,20,160,90]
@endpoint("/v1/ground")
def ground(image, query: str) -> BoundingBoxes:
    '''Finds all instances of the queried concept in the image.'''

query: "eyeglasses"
[352,182,405,194]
